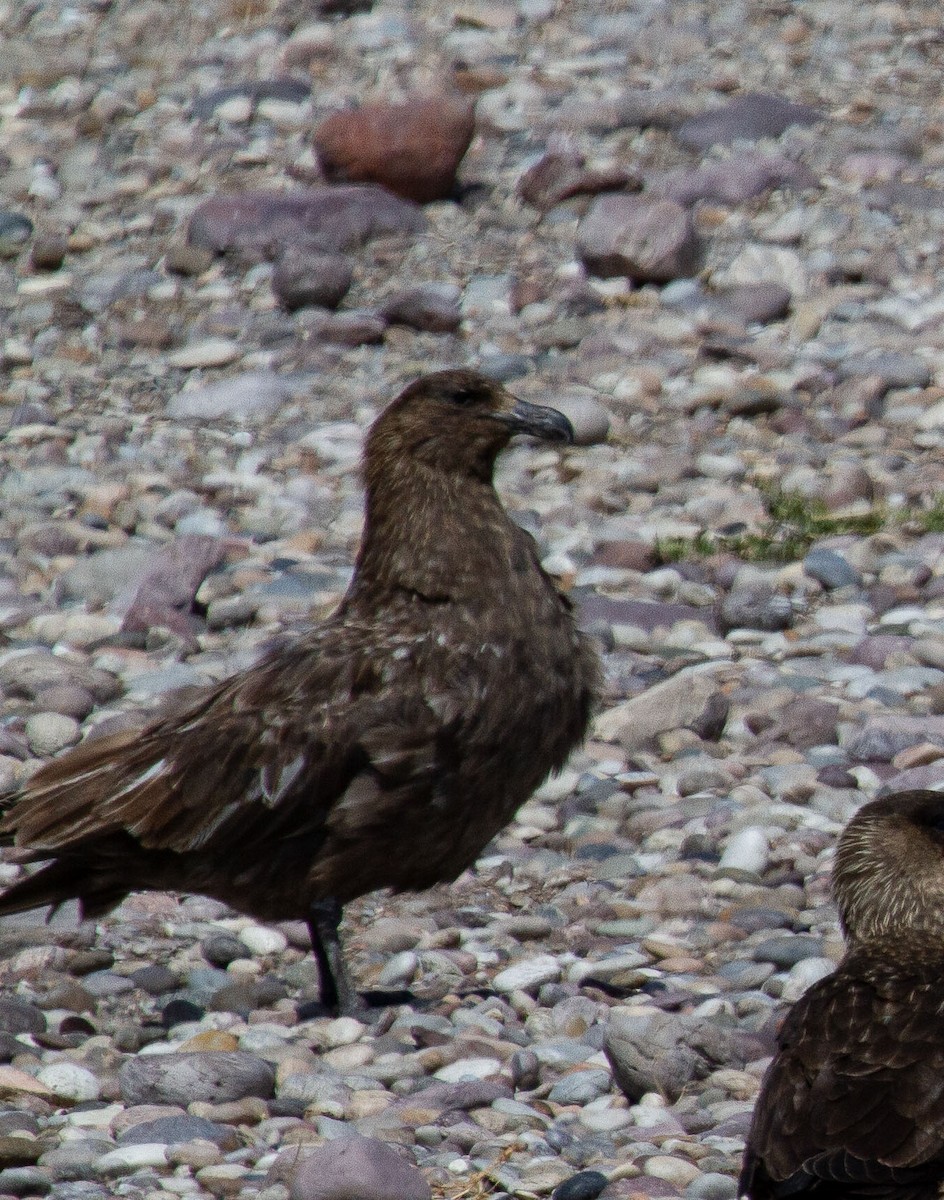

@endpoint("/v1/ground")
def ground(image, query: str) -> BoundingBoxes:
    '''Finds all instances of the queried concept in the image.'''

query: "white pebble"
[645,1156,701,1187]
[36,1063,100,1102]
[95,1144,169,1175]
[238,925,288,956]
[718,827,769,875]
[434,1057,503,1082]
[25,712,81,756]
[167,338,240,369]
[492,953,562,994]
[780,957,836,1003]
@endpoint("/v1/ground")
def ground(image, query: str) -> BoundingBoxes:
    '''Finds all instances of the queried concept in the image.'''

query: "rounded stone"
[118,1051,275,1106]
[289,1134,431,1200]
[35,1063,100,1102]
[803,548,861,589]
[492,954,562,994]
[551,1171,609,1200]
[25,712,81,756]
[717,828,769,875]
[272,252,353,311]
[238,925,289,956]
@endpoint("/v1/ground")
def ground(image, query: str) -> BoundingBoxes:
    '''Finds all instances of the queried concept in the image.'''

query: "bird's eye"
[450,387,486,407]
[924,812,944,834]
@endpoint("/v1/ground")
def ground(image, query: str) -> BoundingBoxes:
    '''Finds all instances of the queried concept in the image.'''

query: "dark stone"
[551,1170,609,1200]
[847,635,911,670]
[129,964,180,995]
[201,933,249,968]
[578,596,719,633]
[0,999,44,1036]
[839,351,932,390]
[30,236,67,271]
[121,535,228,640]
[689,691,729,741]
[751,697,839,750]
[719,588,793,632]
[392,1079,511,1113]
[34,685,97,720]
[305,311,387,346]
[208,978,289,1015]
[648,154,816,205]
[382,284,462,332]
[67,949,114,976]
[165,244,215,276]
[188,186,426,262]
[578,194,699,283]
[803,547,860,589]
[817,764,857,788]
[713,283,793,324]
[0,211,33,257]
[119,1115,239,1150]
[675,93,822,151]
[606,1009,762,1102]
[288,1135,431,1200]
[313,93,475,204]
[161,998,205,1027]
[0,1166,52,1195]
[0,1033,26,1062]
[518,150,637,210]
[751,935,824,968]
[272,251,353,311]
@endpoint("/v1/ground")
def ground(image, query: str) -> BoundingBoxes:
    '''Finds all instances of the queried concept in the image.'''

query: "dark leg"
[305,897,418,1018]
[307,897,359,1017]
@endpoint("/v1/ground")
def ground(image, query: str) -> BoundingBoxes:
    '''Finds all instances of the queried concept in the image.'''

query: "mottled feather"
[0,371,599,952]
[741,791,944,1200]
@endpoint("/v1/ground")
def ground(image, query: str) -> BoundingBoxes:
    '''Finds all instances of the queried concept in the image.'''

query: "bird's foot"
[296,988,416,1023]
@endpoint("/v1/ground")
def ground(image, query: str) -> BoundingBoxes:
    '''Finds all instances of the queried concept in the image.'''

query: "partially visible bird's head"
[833,790,944,945]
[365,369,573,482]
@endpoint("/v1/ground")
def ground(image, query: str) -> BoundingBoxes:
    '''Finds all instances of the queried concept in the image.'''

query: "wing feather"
[742,954,944,1199]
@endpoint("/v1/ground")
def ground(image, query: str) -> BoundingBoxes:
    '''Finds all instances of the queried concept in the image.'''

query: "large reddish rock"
[187,186,426,261]
[577,194,699,283]
[313,93,475,203]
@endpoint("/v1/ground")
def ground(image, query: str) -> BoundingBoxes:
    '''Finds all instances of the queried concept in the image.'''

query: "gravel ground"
[1,1,944,1198]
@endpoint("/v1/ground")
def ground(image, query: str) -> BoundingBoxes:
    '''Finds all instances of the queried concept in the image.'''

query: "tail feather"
[0,856,129,921]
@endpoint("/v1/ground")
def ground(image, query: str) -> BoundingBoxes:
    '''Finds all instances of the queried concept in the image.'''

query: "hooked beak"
[493,398,574,445]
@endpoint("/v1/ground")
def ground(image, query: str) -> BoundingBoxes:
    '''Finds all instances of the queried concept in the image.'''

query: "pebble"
[289,1135,431,1200]
[717,828,769,876]
[119,1053,275,1106]
[167,339,241,369]
[493,954,562,994]
[95,1144,169,1175]
[25,713,81,756]
[167,373,294,422]
[34,1064,100,1103]
[313,93,475,204]
[803,548,861,589]
[578,195,699,283]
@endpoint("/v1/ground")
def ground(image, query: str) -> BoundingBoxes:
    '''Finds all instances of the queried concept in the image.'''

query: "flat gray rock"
[289,1135,431,1200]
[118,1052,275,1106]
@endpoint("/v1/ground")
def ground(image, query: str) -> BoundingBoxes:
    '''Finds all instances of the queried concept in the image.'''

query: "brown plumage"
[740,790,944,1200]
[0,369,599,1015]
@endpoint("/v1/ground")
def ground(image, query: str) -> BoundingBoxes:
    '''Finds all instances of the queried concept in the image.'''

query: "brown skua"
[0,369,600,1016]
[741,789,944,1200]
